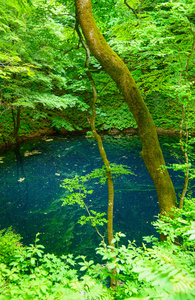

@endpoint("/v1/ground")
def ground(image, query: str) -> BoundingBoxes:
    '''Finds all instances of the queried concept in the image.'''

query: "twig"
[124,0,139,19]
[178,35,195,208]
[82,200,105,243]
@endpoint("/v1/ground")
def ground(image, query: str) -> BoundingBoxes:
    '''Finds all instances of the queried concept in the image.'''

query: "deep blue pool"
[0,134,186,258]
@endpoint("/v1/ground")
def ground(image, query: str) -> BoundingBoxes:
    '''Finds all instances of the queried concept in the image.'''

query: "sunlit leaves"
[31,92,87,110]
[0,0,194,142]
[108,0,194,108]
[78,211,107,227]
[0,0,92,140]
[61,164,133,230]
[1,198,195,299]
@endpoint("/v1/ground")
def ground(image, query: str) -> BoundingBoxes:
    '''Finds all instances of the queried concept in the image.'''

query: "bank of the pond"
[0,126,183,152]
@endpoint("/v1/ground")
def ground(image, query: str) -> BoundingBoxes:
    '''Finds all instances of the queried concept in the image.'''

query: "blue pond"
[0,134,185,258]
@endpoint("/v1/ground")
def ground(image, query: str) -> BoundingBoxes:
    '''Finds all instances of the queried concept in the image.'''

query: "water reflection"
[0,135,185,258]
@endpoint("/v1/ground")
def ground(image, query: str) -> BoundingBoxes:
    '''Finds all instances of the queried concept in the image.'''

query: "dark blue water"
[0,135,185,258]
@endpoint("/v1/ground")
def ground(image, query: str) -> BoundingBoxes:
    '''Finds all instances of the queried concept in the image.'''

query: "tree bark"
[12,107,21,143]
[75,22,115,246]
[75,0,177,215]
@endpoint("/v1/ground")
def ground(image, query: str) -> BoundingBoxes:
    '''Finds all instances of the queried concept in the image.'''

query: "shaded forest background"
[0,0,194,147]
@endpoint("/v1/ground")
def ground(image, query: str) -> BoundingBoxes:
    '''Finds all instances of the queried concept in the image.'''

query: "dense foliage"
[0,0,194,145]
[0,198,195,299]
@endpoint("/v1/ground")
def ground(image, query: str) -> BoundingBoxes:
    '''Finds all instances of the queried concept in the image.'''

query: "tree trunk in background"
[12,107,21,143]
[75,0,177,216]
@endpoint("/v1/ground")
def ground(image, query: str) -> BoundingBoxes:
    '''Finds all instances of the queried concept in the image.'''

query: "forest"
[0,0,195,299]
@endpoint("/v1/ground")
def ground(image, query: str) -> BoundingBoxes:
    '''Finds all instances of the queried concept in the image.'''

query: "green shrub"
[0,199,195,299]
[0,227,24,266]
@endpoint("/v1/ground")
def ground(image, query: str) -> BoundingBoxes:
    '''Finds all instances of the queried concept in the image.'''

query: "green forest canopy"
[0,0,194,144]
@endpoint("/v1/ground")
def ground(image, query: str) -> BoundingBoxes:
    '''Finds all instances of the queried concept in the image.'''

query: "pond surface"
[0,134,185,259]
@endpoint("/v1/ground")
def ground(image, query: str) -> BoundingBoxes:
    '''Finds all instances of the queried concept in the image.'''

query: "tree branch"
[82,200,105,243]
[124,0,139,19]
[178,35,195,209]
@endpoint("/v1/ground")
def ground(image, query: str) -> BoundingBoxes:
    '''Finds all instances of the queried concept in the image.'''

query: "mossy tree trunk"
[75,0,177,216]
[75,22,114,247]
[90,97,114,247]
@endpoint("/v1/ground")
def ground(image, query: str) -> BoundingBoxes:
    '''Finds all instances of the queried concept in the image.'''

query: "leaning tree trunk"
[75,0,177,215]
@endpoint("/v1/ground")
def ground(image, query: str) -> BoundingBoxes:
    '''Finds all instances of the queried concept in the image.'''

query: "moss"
[76,0,177,216]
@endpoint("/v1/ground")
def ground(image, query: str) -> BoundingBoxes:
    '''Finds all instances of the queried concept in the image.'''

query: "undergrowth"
[0,198,195,299]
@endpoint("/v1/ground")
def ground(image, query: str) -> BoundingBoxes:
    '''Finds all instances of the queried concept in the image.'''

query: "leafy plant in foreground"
[80,200,195,299]
[61,164,133,240]
[0,227,24,266]
[0,198,195,299]
[0,231,111,299]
